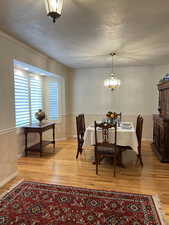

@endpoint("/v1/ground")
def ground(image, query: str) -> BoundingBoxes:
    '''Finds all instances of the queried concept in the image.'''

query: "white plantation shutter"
[14,69,62,127]
[14,72,43,127]
[30,76,43,123]
[14,73,30,127]
[48,81,59,120]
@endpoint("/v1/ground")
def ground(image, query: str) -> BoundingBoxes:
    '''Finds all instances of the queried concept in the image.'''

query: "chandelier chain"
[112,54,114,74]
[111,53,116,75]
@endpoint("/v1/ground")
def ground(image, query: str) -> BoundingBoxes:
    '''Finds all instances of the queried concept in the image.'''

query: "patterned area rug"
[0,181,165,225]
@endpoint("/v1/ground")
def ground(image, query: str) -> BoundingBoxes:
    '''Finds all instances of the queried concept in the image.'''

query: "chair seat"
[117,145,132,152]
[96,144,117,154]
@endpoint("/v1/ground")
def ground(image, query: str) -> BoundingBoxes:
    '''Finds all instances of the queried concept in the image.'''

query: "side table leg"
[53,125,55,153]
[25,132,28,157]
[40,132,42,157]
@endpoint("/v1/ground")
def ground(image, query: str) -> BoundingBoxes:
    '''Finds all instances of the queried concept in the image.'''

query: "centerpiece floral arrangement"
[106,111,118,124]
[106,111,118,119]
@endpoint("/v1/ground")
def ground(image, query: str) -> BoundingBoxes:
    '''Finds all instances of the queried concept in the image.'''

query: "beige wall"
[1,27,169,186]
[0,30,72,186]
[70,65,169,139]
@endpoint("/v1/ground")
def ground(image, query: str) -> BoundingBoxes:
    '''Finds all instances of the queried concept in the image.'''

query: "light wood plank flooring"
[0,139,169,221]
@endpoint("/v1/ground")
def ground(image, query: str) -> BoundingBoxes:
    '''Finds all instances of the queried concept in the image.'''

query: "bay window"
[14,64,62,127]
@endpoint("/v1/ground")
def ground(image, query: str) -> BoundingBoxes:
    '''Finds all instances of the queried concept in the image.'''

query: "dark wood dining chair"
[136,115,144,166]
[117,112,122,121]
[94,121,120,176]
[76,114,86,159]
[79,114,85,132]
[118,114,144,167]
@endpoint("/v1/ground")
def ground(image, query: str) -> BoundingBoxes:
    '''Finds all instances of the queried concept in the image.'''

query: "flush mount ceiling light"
[45,0,63,23]
[104,53,121,91]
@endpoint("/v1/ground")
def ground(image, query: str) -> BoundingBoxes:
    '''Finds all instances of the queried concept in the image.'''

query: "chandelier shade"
[104,53,121,90]
[104,73,121,89]
[45,0,63,23]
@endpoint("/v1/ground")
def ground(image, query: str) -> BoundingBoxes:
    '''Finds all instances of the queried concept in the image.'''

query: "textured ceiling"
[0,0,169,68]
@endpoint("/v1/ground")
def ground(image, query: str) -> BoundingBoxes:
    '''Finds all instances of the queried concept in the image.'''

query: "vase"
[106,117,114,124]
[35,109,45,123]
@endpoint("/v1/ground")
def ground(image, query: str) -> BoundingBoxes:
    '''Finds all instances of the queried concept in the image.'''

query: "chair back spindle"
[94,122,117,146]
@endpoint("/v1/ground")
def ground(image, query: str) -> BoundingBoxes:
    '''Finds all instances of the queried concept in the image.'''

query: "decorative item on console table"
[35,109,46,124]
[152,79,169,162]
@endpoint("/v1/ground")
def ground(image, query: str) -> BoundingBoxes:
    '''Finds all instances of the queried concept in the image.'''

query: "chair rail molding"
[0,127,17,136]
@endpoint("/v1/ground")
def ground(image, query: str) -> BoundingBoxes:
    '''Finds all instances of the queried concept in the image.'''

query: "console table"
[23,122,55,157]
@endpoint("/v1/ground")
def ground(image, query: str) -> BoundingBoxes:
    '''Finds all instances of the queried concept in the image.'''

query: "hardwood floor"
[0,138,169,221]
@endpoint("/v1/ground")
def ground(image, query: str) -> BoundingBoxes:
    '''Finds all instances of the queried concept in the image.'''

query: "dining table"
[83,122,138,155]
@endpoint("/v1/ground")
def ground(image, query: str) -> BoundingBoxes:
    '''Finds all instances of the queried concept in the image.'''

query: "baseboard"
[48,137,68,141]
[142,138,153,142]
[64,135,77,139]
[55,137,67,141]
[0,171,18,188]
[17,152,24,159]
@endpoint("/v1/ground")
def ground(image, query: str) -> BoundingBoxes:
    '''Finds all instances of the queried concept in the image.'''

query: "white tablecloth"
[83,123,138,154]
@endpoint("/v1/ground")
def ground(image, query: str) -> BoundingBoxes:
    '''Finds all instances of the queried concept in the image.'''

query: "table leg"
[40,132,42,157]
[25,132,28,157]
[117,151,126,168]
[53,124,55,152]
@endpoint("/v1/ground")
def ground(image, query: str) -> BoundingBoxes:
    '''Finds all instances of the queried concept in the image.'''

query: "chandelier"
[45,0,63,23]
[104,53,121,90]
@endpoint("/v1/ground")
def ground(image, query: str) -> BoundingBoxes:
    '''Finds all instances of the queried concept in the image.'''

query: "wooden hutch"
[153,80,169,162]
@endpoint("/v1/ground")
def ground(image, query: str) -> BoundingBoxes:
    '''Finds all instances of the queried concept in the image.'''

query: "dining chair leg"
[83,148,86,161]
[76,150,79,159]
[136,154,143,167]
[139,154,143,167]
[76,147,81,159]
